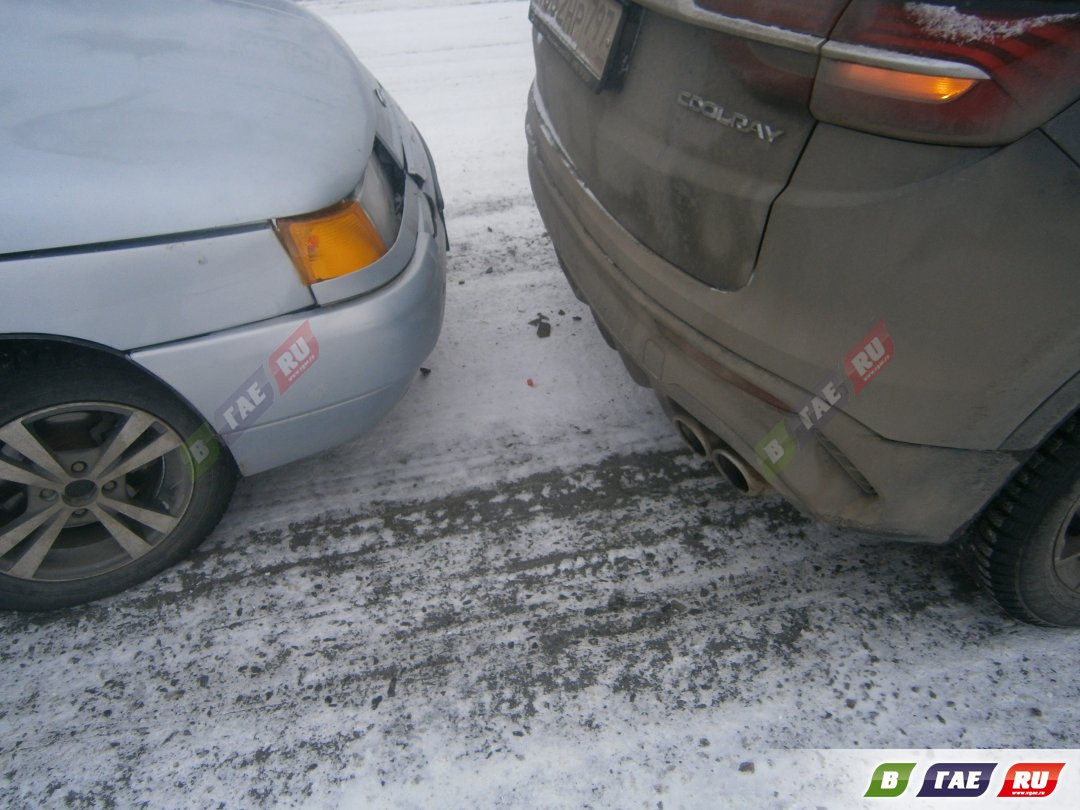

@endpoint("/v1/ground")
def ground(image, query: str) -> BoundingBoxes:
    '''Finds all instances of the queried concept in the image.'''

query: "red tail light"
[812,1,1080,144]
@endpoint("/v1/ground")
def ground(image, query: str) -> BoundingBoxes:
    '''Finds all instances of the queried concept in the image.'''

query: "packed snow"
[2,1,1079,808]
[905,3,1080,45]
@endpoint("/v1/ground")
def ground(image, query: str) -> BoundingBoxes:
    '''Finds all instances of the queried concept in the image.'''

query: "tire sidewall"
[1016,474,1080,624]
[0,361,235,610]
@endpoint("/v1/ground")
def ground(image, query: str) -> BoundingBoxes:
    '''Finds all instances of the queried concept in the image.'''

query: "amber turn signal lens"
[275,200,388,285]
[820,60,979,104]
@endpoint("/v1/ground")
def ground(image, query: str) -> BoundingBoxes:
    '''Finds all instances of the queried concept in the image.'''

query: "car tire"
[0,358,236,610]
[970,414,1080,626]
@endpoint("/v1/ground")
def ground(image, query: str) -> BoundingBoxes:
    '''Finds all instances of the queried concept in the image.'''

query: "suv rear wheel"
[0,360,235,610]
[971,415,1080,626]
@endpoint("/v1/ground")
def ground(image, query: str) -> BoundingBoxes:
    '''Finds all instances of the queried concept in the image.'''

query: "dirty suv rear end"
[526,0,1080,625]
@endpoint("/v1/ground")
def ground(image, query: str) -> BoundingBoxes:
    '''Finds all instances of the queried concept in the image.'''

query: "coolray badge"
[677,91,784,143]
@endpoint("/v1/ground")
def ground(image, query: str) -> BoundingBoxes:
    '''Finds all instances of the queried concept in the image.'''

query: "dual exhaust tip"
[672,414,768,497]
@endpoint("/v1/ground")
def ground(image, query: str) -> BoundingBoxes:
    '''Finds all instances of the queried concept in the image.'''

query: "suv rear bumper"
[527,89,1018,542]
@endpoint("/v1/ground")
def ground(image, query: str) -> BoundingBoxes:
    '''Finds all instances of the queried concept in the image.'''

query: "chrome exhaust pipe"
[672,414,715,458]
[672,411,768,496]
[712,448,768,497]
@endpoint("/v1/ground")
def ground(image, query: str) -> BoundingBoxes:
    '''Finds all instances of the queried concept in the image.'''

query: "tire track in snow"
[4,449,1078,808]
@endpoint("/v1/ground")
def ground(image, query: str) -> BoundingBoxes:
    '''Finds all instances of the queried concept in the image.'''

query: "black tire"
[0,358,236,610]
[969,415,1080,626]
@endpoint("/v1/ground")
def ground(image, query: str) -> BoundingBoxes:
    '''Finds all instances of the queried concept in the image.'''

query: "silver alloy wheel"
[0,403,193,583]
[1052,492,1080,593]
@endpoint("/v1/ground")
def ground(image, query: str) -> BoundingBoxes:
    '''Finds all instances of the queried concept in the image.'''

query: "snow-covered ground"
[2,1,1079,807]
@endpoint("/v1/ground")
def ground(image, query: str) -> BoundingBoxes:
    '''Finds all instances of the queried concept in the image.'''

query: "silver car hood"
[0,0,376,255]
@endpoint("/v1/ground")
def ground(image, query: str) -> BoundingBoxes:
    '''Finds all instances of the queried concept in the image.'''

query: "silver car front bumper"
[132,132,446,476]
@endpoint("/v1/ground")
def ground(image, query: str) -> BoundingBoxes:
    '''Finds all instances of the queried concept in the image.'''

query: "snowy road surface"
[3,1,1079,808]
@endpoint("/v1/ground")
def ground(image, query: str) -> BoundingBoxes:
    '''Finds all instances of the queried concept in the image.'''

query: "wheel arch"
[0,334,236,469]
[966,377,1080,540]
[968,409,1080,625]
[1001,368,1080,454]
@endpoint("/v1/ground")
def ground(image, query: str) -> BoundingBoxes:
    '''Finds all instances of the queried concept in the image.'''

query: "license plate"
[529,0,627,89]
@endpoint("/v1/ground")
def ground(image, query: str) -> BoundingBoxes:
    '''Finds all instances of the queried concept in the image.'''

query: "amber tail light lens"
[817,60,978,104]
[274,200,387,285]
